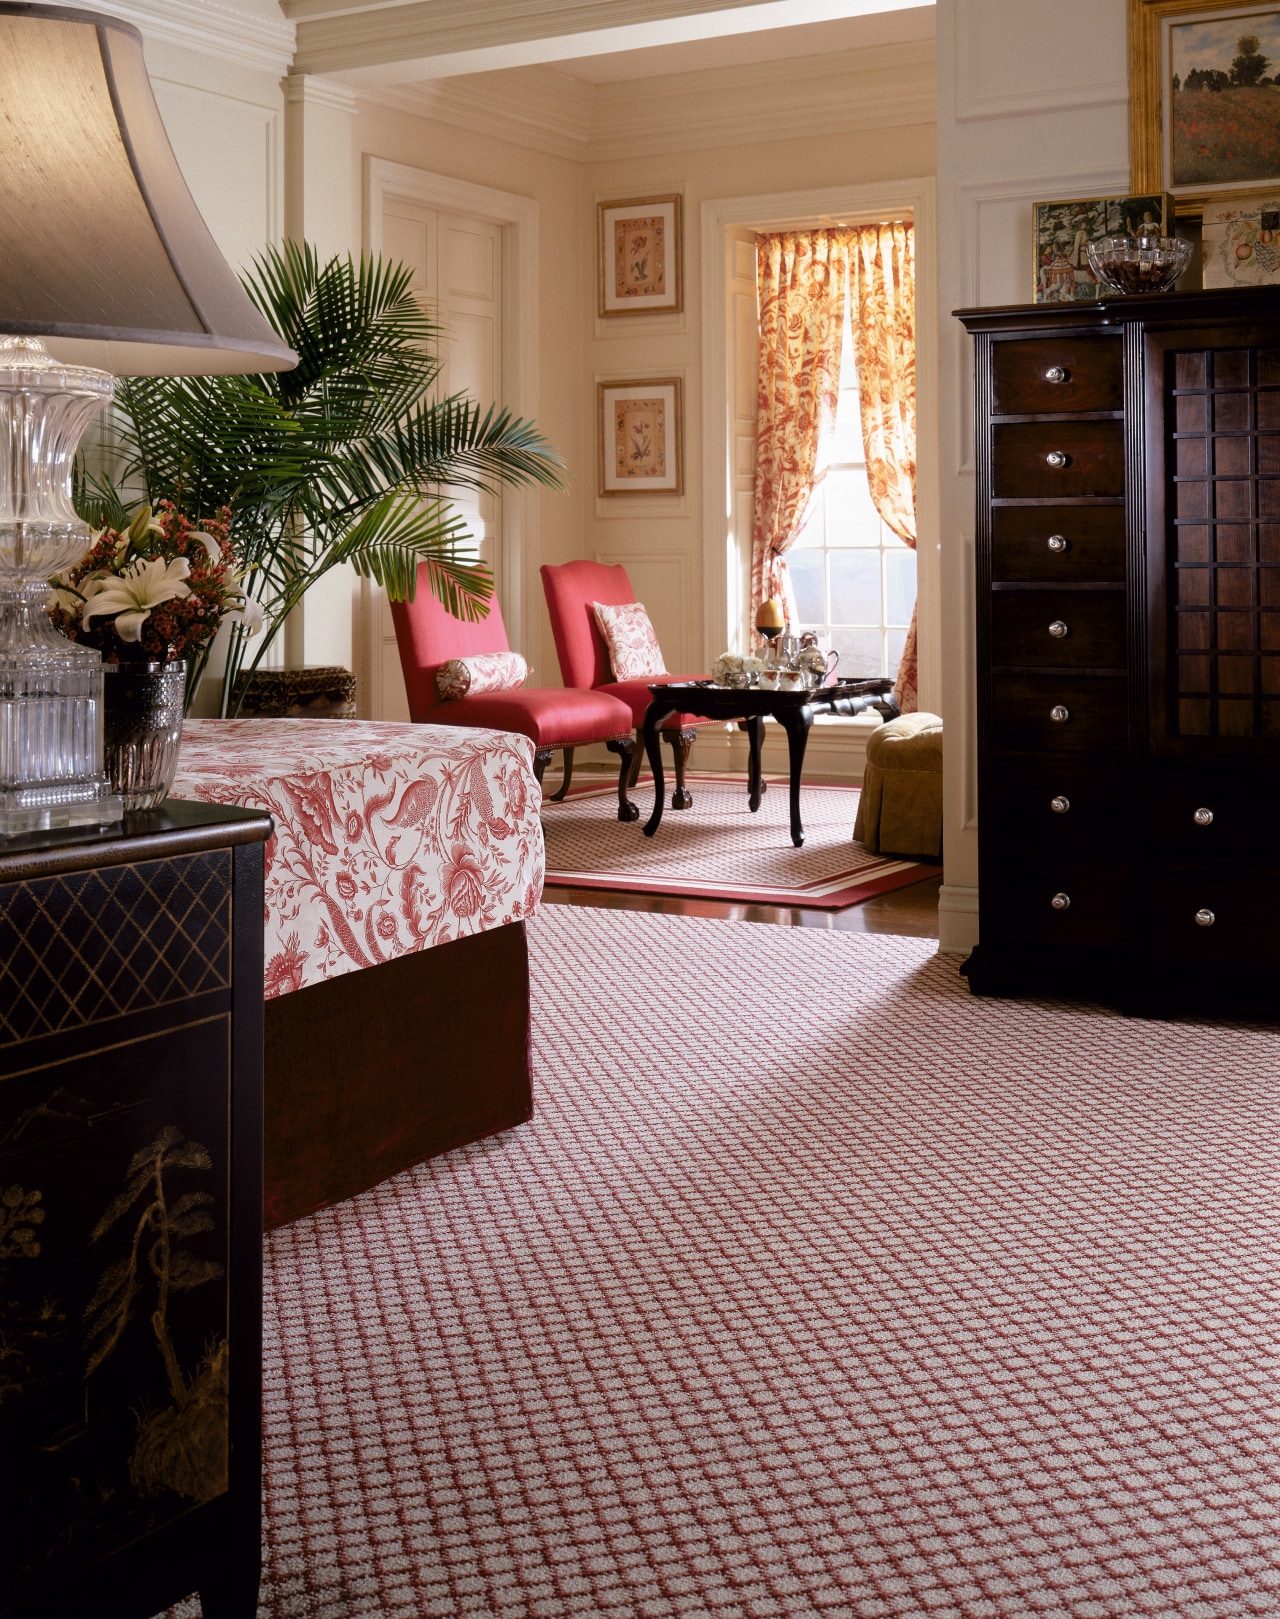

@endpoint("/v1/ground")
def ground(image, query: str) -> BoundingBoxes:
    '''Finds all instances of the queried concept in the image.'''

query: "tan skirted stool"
[853,712,943,858]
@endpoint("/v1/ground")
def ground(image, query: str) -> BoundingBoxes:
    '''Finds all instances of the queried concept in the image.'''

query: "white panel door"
[367,199,503,720]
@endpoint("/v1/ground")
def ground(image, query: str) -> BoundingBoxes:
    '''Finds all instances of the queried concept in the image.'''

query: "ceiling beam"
[288,0,927,83]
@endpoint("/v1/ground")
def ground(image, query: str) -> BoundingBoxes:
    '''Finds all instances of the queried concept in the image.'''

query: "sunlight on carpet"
[542,774,934,908]
[167,908,1280,1617]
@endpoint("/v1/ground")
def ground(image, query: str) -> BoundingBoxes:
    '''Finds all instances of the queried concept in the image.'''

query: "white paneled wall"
[934,0,1129,951]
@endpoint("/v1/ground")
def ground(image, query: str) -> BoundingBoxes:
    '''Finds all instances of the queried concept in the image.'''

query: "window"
[786,311,915,682]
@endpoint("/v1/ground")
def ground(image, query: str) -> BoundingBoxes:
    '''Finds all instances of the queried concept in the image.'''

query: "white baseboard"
[938,884,979,954]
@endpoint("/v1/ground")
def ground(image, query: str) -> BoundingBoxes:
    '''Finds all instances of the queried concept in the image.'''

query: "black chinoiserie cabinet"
[0,801,272,1619]
[958,286,1280,1017]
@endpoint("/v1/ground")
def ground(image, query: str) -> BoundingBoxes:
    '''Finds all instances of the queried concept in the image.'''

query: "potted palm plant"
[74,241,566,715]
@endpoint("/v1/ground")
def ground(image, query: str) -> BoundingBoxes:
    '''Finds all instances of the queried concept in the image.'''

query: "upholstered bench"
[172,719,543,1227]
[853,712,943,858]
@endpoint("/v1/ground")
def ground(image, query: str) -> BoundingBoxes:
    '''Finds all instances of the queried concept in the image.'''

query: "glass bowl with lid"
[1085,235,1193,296]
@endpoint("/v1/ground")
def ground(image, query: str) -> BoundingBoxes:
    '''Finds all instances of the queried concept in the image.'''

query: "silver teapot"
[795,631,839,687]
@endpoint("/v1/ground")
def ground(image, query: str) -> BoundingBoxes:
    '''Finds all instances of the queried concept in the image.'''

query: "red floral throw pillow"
[592,601,667,682]
[435,651,529,702]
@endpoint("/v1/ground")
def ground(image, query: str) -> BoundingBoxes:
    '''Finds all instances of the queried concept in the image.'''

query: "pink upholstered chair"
[390,574,640,820]
[540,559,713,810]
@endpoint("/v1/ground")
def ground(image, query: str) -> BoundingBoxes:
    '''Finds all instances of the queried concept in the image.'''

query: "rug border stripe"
[541,771,936,910]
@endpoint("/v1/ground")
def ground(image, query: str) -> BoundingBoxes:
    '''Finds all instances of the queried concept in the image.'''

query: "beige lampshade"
[0,2,297,376]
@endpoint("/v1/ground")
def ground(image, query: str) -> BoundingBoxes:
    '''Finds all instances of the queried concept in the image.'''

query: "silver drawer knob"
[1050,795,1070,814]
[1048,620,1069,638]
[1045,366,1069,384]
[1193,807,1214,826]
[1047,534,1068,553]
[1050,704,1070,723]
[1195,908,1215,927]
[1051,892,1071,910]
[1045,450,1070,469]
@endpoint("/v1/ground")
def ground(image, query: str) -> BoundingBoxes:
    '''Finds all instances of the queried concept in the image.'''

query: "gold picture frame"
[596,195,682,317]
[598,378,683,497]
[1130,0,1280,216]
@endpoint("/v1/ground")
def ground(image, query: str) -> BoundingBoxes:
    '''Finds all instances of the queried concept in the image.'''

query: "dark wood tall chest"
[958,287,1280,1017]
[0,802,271,1618]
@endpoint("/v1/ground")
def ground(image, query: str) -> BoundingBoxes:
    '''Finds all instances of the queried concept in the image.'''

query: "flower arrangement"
[49,501,261,705]
[711,652,764,688]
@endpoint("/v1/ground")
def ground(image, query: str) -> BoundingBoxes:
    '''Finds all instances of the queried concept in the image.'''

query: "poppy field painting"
[1170,11,1280,189]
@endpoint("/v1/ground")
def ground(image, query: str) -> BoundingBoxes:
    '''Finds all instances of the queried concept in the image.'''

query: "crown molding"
[351,39,934,162]
[63,0,297,76]
[359,64,592,160]
[586,40,935,161]
[289,0,928,82]
[285,73,360,112]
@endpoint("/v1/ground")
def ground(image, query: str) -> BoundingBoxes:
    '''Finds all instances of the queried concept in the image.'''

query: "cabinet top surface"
[955,284,1280,333]
[0,798,272,884]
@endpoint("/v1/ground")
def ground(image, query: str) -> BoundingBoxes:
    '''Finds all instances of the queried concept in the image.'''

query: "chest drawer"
[993,420,1124,499]
[1149,863,1280,971]
[992,673,1128,754]
[992,337,1123,415]
[991,588,1126,668]
[987,758,1131,849]
[1146,769,1276,859]
[992,505,1126,583]
[984,851,1133,952]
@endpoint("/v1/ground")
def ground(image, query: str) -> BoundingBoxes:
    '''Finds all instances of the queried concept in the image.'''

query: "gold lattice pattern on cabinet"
[0,852,232,1046]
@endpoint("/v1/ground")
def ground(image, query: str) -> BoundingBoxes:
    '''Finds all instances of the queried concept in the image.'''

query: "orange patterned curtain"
[751,229,854,635]
[850,220,918,711]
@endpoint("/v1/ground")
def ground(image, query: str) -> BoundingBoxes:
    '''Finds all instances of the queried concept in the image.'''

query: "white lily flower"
[191,530,223,565]
[49,586,82,616]
[82,555,192,643]
[226,593,264,636]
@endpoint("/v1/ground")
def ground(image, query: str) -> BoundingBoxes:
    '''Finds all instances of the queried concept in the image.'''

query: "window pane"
[792,487,826,549]
[830,388,863,464]
[830,626,884,680]
[823,470,881,544]
[885,548,917,626]
[788,548,825,624]
[829,548,881,625]
[887,627,907,679]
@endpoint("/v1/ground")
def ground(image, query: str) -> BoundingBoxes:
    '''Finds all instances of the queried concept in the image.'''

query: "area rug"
[541,773,936,908]
[169,907,1280,1618]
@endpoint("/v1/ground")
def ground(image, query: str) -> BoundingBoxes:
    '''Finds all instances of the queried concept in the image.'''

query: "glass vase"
[102,661,186,811]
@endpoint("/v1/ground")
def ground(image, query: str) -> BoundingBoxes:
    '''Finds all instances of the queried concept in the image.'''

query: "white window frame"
[699,179,939,716]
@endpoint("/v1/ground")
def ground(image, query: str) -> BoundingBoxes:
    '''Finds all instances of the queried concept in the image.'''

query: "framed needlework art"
[1131,0,1280,211]
[1033,193,1173,301]
[598,379,683,497]
[597,195,682,317]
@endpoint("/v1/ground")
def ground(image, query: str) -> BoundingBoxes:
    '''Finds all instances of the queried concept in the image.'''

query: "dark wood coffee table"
[642,678,898,847]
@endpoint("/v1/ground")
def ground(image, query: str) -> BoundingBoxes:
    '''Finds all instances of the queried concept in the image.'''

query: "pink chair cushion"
[391,579,514,722]
[415,687,634,749]
[541,559,640,690]
[600,678,725,729]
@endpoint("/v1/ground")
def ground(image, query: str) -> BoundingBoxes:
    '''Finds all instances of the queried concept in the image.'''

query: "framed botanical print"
[598,379,683,496]
[597,195,682,317]
[1130,0,1280,211]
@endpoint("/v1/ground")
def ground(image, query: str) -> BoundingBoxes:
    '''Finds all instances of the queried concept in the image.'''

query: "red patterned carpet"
[175,908,1280,1617]
[542,774,935,908]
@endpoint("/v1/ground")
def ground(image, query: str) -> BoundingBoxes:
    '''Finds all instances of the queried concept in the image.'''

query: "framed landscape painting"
[598,379,683,496]
[1131,0,1280,208]
[597,196,682,317]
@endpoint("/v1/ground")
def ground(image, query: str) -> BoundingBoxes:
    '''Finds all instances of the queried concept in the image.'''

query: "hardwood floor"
[541,872,943,941]
[538,765,943,941]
